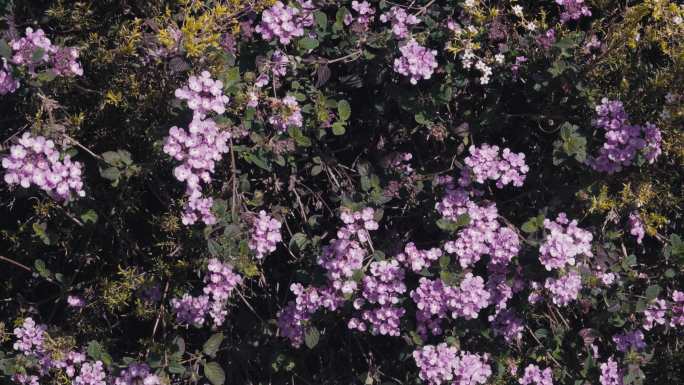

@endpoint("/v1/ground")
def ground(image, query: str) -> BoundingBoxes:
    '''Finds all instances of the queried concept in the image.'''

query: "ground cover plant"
[0,0,683,384]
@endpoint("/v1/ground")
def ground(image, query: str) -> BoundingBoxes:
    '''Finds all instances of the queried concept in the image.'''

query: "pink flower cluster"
[248,210,282,259]
[170,258,242,327]
[519,364,553,385]
[2,132,86,201]
[268,95,303,132]
[344,1,376,29]
[411,274,491,337]
[348,259,407,336]
[539,213,593,271]
[413,344,491,385]
[13,318,46,355]
[379,6,420,39]
[174,71,230,115]
[11,318,113,385]
[628,211,645,244]
[544,270,582,306]
[256,1,311,44]
[395,242,443,272]
[490,309,524,343]
[599,357,623,385]
[393,39,438,85]
[318,238,365,293]
[671,291,684,327]
[114,363,160,385]
[612,330,646,352]
[1,27,83,95]
[642,298,667,331]
[278,207,379,346]
[163,84,231,225]
[588,99,662,174]
[74,361,106,385]
[1,58,20,95]
[556,0,592,23]
[463,144,529,188]
[277,284,342,347]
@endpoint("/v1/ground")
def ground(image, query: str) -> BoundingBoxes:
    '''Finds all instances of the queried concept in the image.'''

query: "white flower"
[674,16,682,25]
[525,21,537,31]
[494,53,505,64]
[512,5,524,17]
[465,0,477,8]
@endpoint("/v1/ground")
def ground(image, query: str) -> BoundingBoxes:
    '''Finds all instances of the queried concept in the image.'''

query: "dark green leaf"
[304,327,320,349]
[203,362,226,385]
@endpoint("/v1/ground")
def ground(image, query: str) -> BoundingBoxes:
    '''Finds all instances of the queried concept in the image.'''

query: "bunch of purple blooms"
[413,344,492,385]
[268,95,303,132]
[599,357,623,385]
[556,0,592,23]
[248,210,283,259]
[379,6,420,39]
[519,364,554,385]
[628,211,645,244]
[2,132,86,201]
[588,99,662,173]
[544,270,582,306]
[174,71,230,115]
[163,114,230,225]
[393,39,438,85]
[539,213,593,271]
[463,144,529,188]
[113,363,161,385]
[256,1,313,44]
[344,1,376,29]
[348,259,407,336]
[171,258,242,327]
[1,27,83,95]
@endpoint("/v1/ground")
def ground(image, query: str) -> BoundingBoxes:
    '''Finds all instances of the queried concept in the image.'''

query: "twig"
[0,255,32,272]
[62,134,103,161]
[151,281,170,342]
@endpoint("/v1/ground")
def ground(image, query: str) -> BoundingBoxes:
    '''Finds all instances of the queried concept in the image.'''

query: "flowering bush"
[0,1,683,385]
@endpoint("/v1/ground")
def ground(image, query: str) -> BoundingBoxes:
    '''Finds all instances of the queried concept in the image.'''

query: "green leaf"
[31,47,45,63]
[102,151,120,165]
[645,285,661,301]
[337,100,351,121]
[80,210,98,224]
[168,360,186,374]
[87,341,104,360]
[203,362,226,385]
[203,332,224,358]
[0,39,11,60]
[314,11,327,29]
[414,112,427,125]
[332,122,346,135]
[311,165,323,176]
[298,37,319,50]
[32,222,51,245]
[304,327,320,349]
[34,259,50,278]
[521,217,540,233]
[35,70,57,83]
[99,167,121,181]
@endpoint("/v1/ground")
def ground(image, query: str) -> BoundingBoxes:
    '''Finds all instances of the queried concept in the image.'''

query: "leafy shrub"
[0,1,683,384]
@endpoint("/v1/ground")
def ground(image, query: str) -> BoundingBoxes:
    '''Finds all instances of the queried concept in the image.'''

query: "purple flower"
[114,363,160,385]
[463,144,529,188]
[256,1,308,44]
[588,99,662,173]
[556,0,592,23]
[613,330,646,352]
[0,58,20,95]
[395,242,442,272]
[163,112,230,225]
[13,318,46,355]
[393,39,438,85]
[268,95,303,132]
[248,210,282,259]
[599,357,623,385]
[413,343,459,385]
[643,298,667,330]
[519,364,553,385]
[628,211,645,244]
[67,295,85,308]
[544,270,582,306]
[379,6,420,39]
[2,133,86,201]
[74,361,106,385]
[539,213,593,271]
[174,71,230,115]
